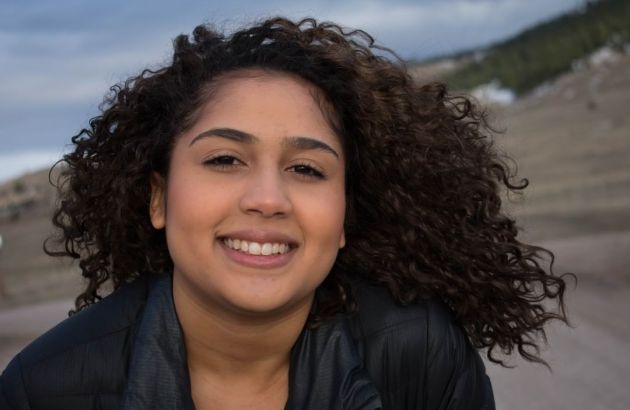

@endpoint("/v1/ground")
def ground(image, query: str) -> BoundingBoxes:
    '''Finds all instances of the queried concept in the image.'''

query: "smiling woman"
[156,72,346,313]
[0,16,570,410]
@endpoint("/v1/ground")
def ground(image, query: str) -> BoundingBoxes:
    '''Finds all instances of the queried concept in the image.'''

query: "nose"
[239,168,293,218]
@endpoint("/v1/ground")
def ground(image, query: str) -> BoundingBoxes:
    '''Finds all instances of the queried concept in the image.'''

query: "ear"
[149,172,166,229]
[338,228,346,249]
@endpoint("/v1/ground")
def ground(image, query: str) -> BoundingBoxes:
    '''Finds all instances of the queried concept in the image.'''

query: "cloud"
[0,29,171,108]
[320,0,580,30]
[311,0,584,57]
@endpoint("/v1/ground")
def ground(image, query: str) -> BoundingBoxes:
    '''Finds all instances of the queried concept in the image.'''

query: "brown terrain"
[1,51,629,409]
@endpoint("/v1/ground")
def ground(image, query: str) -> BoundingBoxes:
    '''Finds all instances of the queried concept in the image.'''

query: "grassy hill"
[429,0,630,95]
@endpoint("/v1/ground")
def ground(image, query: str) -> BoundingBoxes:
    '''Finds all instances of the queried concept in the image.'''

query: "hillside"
[494,51,630,241]
[413,0,630,96]
[0,167,81,308]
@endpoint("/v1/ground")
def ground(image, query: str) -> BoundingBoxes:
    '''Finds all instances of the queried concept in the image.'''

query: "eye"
[288,163,325,180]
[203,154,243,170]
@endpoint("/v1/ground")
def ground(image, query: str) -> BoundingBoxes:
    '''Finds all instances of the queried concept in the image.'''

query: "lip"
[219,239,297,269]
[218,229,299,247]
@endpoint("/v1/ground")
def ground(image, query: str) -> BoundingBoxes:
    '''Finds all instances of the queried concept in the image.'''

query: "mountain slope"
[420,0,630,95]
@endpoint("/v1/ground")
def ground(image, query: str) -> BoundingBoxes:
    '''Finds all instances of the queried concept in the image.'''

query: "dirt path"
[484,231,630,409]
[486,280,630,410]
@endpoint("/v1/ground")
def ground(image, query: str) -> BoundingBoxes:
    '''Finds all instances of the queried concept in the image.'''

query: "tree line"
[442,0,630,95]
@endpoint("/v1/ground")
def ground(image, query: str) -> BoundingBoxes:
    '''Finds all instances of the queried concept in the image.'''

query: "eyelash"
[203,155,242,170]
[203,155,326,180]
[290,163,325,179]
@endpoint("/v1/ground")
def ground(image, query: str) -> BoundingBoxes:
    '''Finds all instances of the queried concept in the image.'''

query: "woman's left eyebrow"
[282,136,339,159]
[190,127,339,159]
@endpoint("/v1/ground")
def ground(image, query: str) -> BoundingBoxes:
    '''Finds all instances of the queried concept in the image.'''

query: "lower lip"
[219,240,296,269]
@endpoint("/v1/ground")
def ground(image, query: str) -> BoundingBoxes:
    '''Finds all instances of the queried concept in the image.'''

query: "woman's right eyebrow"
[189,128,257,146]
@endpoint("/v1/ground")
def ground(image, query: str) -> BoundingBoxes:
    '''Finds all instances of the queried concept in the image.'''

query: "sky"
[0,0,585,182]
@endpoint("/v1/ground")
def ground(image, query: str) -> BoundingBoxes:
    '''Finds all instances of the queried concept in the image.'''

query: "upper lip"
[219,229,299,246]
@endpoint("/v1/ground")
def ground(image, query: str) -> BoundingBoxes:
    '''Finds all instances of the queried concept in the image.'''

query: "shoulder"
[0,275,151,409]
[14,276,150,369]
[349,280,494,409]
[349,279,457,349]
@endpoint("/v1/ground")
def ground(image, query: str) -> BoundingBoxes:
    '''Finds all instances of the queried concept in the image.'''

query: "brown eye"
[289,163,325,179]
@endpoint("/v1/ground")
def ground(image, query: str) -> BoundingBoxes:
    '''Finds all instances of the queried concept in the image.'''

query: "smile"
[222,238,292,256]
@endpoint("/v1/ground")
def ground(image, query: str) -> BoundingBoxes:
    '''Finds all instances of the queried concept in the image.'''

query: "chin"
[222,283,313,316]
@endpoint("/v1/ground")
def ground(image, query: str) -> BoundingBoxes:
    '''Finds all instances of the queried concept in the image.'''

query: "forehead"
[187,69,342,146]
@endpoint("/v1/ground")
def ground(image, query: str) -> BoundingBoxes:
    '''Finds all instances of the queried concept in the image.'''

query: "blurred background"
[1,0,629,408]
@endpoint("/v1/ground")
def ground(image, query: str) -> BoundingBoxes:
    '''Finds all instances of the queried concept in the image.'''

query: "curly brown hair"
[46,17,572,366]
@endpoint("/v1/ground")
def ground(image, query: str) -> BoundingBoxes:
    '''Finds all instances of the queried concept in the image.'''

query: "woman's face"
[150,70,346,317]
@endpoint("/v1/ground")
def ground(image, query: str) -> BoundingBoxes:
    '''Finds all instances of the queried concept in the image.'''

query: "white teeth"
[248,242,261,255]
[261,243,272,255]
[223,238,291,256]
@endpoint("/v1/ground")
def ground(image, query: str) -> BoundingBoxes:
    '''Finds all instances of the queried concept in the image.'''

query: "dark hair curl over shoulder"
[46,17,572,366]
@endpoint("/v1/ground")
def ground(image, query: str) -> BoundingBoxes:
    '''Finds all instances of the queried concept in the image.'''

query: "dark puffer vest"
[1,274,494,409]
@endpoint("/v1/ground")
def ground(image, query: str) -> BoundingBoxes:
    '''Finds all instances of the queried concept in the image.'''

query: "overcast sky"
[0,0,584,182]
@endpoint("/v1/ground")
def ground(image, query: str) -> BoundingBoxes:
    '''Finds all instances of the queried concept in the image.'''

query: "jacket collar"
[121,274,195,409]
[121,274,382,409]
[286,313,382,409]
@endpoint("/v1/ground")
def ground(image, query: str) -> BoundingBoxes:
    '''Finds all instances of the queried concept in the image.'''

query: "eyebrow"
[190,128,255,145]
[283,136,339,159]
[189,127,340,159]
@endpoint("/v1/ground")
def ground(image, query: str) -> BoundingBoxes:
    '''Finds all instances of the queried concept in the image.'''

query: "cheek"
[163,178,230,254]
[165,179,207,227]
[298,185,346,245]
[164,169,236,226]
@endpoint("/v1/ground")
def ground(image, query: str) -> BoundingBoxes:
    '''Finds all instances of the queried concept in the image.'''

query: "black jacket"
[1,274,494,409]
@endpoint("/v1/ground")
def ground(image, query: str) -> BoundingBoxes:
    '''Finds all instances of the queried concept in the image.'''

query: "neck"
[172,274,312,387]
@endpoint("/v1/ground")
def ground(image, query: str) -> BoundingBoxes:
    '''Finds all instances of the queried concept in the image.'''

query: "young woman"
[0,17,570,409]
